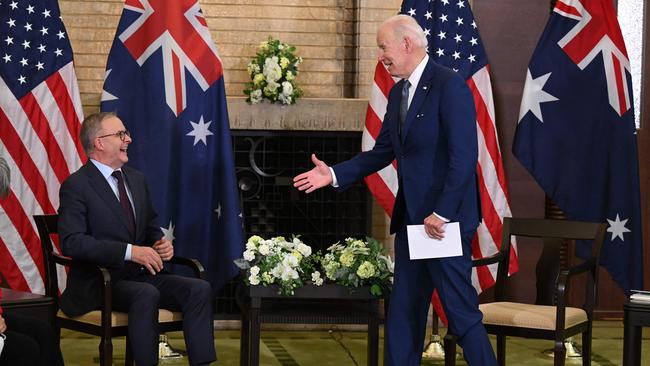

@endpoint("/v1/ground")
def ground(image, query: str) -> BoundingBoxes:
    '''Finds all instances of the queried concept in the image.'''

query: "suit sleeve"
[433,74,478,219]
[58,178,128,268]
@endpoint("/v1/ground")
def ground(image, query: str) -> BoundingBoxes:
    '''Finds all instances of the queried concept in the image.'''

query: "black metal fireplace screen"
[215,130,372,317]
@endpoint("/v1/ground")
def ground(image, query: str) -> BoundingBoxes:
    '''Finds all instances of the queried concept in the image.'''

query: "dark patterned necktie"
[112,170,135,237]
[399,79,411,137]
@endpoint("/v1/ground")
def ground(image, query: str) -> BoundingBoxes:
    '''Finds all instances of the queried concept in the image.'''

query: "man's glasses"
[97,130,130,141]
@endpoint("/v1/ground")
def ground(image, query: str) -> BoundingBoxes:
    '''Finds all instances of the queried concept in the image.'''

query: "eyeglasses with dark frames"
[97,130,131,141]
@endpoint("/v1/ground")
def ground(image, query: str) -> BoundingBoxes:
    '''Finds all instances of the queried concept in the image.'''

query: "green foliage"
[243,36,303,105]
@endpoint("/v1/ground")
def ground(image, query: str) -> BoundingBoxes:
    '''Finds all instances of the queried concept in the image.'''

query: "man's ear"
[93,137,103,152]
[403,36,413,53]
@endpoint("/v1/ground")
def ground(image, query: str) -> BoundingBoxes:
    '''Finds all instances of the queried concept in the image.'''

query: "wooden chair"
[443,217,607,366]
[34,214,205,366]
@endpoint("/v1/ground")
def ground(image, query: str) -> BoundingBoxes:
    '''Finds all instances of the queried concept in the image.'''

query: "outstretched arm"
[293,154,333,193]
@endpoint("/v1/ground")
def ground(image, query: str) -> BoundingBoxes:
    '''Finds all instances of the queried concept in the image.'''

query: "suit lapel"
[402,61,436,142]
[84,162,134,236]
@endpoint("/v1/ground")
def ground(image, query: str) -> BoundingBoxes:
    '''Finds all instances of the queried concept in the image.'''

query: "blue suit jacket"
[58,162,163,316]
[334,59,481,234]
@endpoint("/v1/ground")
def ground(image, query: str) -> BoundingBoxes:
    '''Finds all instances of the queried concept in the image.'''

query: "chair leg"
[582,327,592,366]
[496,334,506,366]
[125,335,134,366]
[99,336,113,366]
[554,340,566,366]
[443,333,456,366]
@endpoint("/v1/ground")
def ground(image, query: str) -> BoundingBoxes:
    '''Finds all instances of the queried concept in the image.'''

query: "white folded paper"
[407,222,463,260]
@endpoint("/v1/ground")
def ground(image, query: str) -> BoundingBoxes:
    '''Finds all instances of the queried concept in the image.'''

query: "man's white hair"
[383,14,428,48]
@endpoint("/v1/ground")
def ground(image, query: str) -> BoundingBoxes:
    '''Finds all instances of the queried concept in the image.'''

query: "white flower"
[249,273,260,285]
[283,254,299,268]
[282,81,293,96]
[263,56,282,82]
[243,249,255,261]
[258,243,270,255]
[296,243,311,257]
[266,79,279,92]
[253,73,265,86]
[286,70,294,81]
[311,271,324,286]
[281,266,299,281]
[250,266,260,275]
[278,93,292,105]
[250,89,262,104]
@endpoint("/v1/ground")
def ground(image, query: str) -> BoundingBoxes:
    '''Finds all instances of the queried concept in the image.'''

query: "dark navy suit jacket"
[58,162,162,316]
[334,59,481,233]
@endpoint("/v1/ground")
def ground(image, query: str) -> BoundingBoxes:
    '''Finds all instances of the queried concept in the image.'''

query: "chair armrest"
[168,256,205,279]
[472,252,505,267]
[563,258,597,277]
[50,252,115,320]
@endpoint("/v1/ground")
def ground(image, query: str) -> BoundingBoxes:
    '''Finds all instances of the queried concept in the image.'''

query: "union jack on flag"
[0,0,84,293]
[101,0,244,291]
[361,0,518,321]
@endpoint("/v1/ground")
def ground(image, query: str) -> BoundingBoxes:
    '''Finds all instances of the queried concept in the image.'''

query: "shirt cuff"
[125,243,132,261]
[433,212,449,222]
[329,167,339,187]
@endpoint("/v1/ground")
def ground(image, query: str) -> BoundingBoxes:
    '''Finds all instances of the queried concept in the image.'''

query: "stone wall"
[61,0,402,115]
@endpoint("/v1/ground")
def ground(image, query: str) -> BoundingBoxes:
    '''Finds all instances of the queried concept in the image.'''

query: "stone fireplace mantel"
[227,97,369,131]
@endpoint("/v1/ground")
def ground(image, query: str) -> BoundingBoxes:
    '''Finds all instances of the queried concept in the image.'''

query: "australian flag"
[513,0,642,293]
[101,0,244,292]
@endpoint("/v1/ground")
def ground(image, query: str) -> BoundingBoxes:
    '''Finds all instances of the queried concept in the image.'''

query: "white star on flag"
[518,69,558,123]
[215,203,222,219]
[161,220,176,241]
[101,69,119,102]
[408,8,416,16]
[607,214,630,242]
[186,115,214,146]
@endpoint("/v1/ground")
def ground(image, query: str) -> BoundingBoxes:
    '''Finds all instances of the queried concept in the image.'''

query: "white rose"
[258,243,270,255]
[282,81,293,96]
[243,249,255,261]
[249,273,260,285]
[250,89,262,104]
[296,243,311,257]
[250,266,260,275]
[263,57,282,82]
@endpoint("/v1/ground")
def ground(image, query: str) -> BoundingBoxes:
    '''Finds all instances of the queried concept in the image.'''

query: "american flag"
[0,0,84,293]
[362,0,518,316]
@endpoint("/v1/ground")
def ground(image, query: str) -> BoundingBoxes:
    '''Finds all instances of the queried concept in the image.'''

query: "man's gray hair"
[80,112,117,155]
[0,156,9,198]
[384,15,428,48]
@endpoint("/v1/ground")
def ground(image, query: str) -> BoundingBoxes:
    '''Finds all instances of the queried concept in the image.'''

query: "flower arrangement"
[322,237,394,296]
[234,235,322,295]
[243,36,303,105]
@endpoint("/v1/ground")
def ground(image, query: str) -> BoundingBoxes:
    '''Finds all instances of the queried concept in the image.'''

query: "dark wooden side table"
[623,301,650,366]
[0,287,54,323]
[237,284,381,366]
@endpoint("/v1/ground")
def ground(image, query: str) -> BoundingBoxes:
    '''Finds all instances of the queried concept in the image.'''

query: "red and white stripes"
[0,61,84,294]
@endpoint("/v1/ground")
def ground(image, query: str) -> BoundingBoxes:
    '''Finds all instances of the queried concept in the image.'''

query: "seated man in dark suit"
[58,112,216,366]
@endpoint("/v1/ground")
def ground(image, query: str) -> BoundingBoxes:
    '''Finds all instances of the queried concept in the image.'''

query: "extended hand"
[153,239,174,261]
[131,245,163,275]
[0,314,6,333]
[423,213,446,240]
[293,154,333,193]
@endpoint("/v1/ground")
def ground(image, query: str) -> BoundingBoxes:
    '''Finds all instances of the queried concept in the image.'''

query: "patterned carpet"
[59,321,646,365]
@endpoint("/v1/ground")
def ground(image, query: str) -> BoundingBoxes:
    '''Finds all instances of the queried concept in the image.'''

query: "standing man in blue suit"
[58,112,216,366]
[293,15,497,366]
